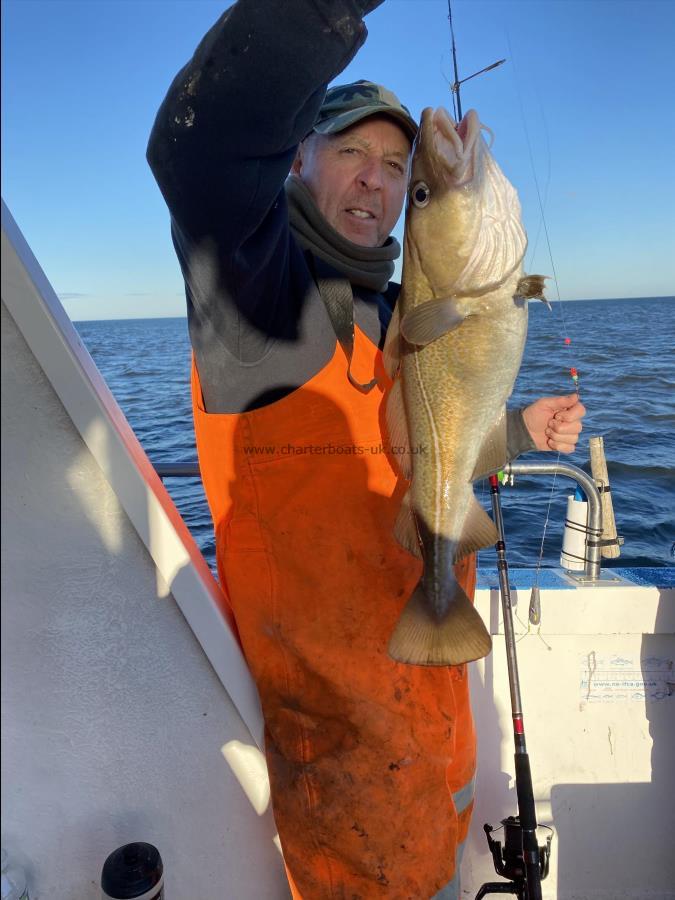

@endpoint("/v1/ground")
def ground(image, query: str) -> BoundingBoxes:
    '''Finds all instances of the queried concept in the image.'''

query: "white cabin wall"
[1,300,289,899]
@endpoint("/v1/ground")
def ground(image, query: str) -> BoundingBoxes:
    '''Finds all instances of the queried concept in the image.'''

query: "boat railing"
[155,462,201,478]
[504,461,603,581]
[154,460,606,582]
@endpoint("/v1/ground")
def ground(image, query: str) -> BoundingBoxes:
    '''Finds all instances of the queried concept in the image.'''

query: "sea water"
[75,296,675,573]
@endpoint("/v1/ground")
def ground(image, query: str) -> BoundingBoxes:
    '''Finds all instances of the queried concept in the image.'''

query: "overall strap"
[313,257,378,393]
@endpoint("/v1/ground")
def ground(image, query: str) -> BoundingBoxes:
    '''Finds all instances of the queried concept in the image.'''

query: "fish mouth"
[454,110,480,146]
[420,107,482,187]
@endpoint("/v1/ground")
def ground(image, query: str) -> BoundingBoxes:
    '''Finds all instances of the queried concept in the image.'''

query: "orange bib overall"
[192,324,477,899]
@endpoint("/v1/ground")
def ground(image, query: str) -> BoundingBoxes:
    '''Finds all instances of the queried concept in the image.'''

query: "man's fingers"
[547,437,577,453]
[551,401,586,424]
[546,393,579,409]
[525,395,586,454]
[547,420,582,436]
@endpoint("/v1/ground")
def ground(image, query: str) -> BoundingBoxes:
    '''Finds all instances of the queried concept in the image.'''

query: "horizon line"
[72,294,675,324]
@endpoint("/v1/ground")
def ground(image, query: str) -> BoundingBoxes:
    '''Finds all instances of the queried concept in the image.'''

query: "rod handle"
[514,753,542,900]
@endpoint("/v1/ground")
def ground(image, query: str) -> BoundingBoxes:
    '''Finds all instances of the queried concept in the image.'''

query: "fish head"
[403,107,527,302]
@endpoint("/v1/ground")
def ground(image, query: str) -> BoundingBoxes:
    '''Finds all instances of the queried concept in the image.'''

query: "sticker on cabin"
[579,652,674,703]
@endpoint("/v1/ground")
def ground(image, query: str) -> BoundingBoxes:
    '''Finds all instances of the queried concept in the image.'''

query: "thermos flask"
[101,843,164,900]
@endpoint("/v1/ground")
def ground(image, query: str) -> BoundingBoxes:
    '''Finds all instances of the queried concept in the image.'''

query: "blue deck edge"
[476,566,675,590]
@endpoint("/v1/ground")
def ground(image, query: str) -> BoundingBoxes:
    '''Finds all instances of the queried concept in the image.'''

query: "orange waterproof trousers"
[192,324,477,899]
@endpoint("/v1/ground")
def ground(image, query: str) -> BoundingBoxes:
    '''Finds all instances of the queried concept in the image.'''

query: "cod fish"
[384,107,547,666]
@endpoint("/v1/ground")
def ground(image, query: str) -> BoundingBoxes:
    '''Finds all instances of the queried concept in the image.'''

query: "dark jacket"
[147,0,534,452]
[147,0,390,414]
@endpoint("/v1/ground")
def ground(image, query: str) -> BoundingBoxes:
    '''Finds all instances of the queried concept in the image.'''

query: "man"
[147,2,585,897]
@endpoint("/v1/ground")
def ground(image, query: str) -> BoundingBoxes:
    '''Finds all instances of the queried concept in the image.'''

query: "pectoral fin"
[454,495,499,561]
[471,409,507,481]
[515,274,551,310]
[400,297,467,347]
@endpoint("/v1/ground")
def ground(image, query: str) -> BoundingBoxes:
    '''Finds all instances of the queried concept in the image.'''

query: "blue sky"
[2,0,674,321]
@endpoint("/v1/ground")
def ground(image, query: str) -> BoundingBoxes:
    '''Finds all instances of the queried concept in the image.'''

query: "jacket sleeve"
[146,0,381,348]
[506,408,537,460]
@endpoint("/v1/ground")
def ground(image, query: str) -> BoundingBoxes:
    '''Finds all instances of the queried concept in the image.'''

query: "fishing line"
[505,30,563,306]
[524,91,552,274]
[505,29,579,378]
[505,28,582,600]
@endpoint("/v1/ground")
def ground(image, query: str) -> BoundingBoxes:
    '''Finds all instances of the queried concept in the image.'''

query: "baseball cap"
[312,79,418,143]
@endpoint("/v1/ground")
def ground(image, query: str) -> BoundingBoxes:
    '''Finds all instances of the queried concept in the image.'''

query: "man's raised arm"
[146,0,382,245]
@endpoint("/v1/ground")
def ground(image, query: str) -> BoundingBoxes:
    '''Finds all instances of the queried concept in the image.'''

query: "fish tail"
[388,581,492,666]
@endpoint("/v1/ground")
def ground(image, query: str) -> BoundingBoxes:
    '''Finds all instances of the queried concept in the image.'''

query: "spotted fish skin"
[385,107,543,666]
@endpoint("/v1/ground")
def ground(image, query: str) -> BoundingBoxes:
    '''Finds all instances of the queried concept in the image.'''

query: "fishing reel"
[475,816,553,899]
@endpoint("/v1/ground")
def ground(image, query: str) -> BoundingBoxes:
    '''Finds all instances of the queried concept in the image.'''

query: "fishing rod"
[444,6,553,895]
[474,474,552,900]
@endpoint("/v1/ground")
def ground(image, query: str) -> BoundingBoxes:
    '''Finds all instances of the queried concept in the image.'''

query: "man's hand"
[522,394,586,453]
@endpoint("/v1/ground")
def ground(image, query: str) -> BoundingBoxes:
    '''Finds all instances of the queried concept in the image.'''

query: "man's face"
[292,116,411,248]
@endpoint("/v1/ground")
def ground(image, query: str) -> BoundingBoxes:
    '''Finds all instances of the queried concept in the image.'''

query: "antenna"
[447,0,506,121]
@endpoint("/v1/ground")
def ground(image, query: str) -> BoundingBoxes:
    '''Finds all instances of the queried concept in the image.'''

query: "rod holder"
[503,461,603,581]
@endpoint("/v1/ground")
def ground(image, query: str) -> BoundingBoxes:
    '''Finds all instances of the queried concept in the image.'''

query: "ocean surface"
[75,296,675,573]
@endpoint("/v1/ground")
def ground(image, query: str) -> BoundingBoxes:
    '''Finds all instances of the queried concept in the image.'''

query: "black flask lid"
[101,842,163,899]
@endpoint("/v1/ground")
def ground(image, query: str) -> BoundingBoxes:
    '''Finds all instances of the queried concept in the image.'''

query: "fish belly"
[402,286,527,545]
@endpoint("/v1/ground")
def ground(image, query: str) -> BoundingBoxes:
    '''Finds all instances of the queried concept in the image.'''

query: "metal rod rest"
[503,461,603,581]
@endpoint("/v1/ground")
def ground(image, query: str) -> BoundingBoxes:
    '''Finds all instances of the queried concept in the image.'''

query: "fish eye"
[411,182,431,208]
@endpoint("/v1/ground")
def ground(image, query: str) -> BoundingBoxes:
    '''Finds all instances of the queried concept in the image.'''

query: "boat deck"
[3,200,673,898]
